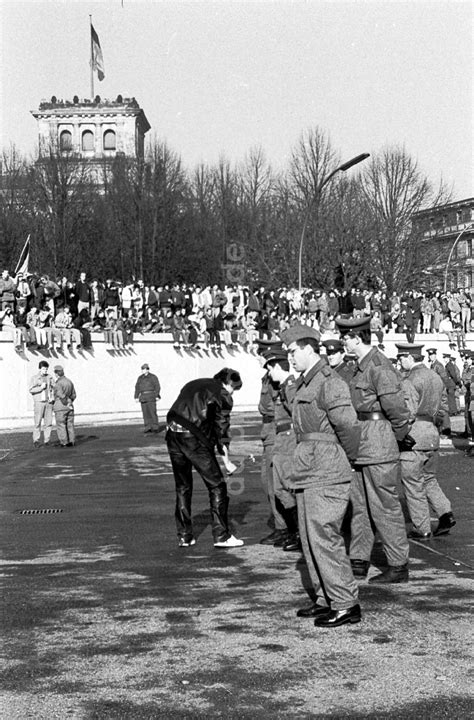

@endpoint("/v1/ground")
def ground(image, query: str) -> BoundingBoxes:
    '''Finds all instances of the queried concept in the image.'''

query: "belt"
[416,414,435,423]
[296,431,338,443]
[166,422,193,436]
[261,415,274,424]
[276,422,293,434]
[357,411,385,421]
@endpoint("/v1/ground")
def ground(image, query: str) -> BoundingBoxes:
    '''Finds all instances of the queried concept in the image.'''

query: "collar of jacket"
[299,357,328,387]
[356,346,379,372]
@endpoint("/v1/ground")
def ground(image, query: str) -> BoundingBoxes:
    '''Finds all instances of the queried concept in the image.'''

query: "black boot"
[260,529,287,545]
[280,505,301,551]
[433,511,456,536]
[368,564,409,584]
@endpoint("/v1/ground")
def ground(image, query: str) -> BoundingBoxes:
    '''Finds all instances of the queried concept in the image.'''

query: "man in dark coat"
[134,364,161,433]
[166,368,244,548]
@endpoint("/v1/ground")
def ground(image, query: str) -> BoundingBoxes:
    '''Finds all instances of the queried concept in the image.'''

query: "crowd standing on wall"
[1,268,473,354]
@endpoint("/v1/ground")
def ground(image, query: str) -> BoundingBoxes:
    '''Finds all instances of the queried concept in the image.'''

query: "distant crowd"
[0,268,472,353]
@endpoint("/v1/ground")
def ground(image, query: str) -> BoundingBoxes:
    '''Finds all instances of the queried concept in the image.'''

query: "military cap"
[322,339,344,355]
[263,348,288,366]
[395,342,424,359]
[141,363,150,370]
[280,324,320,346]
[426,348,438,355]
[335,315,371,333]
[254,338,285,356]
[53,365,64,375]
[442,352,452,358]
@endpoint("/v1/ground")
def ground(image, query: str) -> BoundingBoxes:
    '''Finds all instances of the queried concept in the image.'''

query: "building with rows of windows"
[31,94,150,177]
[412,197,474,290]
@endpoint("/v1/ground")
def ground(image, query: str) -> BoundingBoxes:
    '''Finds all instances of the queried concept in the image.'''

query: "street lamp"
[298,152,370,291]
[443,221,474,293]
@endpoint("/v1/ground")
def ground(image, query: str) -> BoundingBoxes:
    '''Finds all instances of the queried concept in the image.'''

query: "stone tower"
[31,94,151,174]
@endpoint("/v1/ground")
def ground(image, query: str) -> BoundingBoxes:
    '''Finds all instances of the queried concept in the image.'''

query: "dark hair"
[213,367,243,390]
[39,361,49,369]
[340,328,371,345]
[295,338,320,353]
[266,358,290,372]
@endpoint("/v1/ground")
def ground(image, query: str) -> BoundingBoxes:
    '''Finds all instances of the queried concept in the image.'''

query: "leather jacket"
[167,378,233,453]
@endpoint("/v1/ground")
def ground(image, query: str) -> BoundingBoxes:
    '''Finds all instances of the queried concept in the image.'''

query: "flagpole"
[89,15,94,99]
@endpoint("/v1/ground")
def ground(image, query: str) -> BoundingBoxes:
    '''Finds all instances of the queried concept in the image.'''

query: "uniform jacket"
[349,347,410,464]
[444,360,462,390]
[258,372,279,445]
[430,358,448,387]
[29,372,55,403]
[53,376,76,412]
[402,364,447,451]
[291,358,361,489]
[134,373,161,402]
[333,359,357,385]
[167,378,233,453]
[273,375,298,452]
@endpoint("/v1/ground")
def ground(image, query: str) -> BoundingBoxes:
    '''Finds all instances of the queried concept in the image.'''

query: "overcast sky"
[1,0,472,199]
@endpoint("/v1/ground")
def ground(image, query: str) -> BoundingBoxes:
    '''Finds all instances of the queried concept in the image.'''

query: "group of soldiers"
[257,316,457,628]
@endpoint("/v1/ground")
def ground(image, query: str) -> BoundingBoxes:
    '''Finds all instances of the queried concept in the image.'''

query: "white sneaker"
[178,537,196,547]
[214,535,244,548]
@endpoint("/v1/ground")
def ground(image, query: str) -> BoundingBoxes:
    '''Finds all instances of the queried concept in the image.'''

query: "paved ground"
[0,414,473,719]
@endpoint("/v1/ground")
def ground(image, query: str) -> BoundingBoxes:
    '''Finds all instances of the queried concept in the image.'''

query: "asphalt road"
[0,415,473,719]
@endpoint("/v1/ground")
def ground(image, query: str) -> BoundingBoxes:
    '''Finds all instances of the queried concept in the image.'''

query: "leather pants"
[166,431,230,543]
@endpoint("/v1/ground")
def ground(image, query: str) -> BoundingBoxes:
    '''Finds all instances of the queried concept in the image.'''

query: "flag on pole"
[91,24,105,81]
[14,235,30,277]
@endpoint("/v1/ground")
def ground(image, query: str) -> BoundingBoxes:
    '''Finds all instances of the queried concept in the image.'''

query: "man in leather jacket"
[166,368,244,549]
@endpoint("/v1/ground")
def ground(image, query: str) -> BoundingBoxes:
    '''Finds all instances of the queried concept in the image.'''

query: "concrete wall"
[0,333,265,430]
[0,330,466,430]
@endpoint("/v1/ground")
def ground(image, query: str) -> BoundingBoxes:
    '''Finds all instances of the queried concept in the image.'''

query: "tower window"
[59,130,72,152]
[103,129,116,151]
[82,130,94,152]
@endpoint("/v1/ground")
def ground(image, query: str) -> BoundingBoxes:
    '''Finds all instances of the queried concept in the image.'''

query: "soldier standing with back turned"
[336,316,413,584]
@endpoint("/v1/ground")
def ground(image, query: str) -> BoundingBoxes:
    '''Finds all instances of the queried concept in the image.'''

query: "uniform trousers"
[33,401,53,443]
[141,400,159,431]
[272,431,297,511]
[54,407,75,446]
[349,462,409,567]
[400,450,451,535]
[166,431,230,543]
[349,469,375,562]
[260,424,285,530]
[446,387,459,415]
[296,482,358,611]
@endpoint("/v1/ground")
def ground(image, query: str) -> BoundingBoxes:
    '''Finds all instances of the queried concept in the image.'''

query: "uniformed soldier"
[426,348,451,436]
[336,315,413,584]
[321,339,355,384]
[443,352,462,415]
[396,343,456,540]
[461,351,474,441]
[254,340,290,545]
[322,339,371,579]
[282,324,362,628]
[263,347,300,552]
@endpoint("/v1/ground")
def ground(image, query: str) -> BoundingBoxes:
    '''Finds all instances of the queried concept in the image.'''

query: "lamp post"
[443,221,474,293]
[297,152,370,291]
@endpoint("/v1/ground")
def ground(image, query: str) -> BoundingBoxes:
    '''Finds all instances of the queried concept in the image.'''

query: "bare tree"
[28,148,97,276]
[0,145,33,269]
[359,146,449,292]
